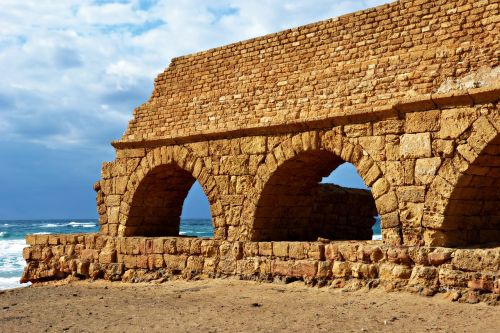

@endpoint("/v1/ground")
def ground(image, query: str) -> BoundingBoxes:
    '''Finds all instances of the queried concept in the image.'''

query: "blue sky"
[0,0,389,219]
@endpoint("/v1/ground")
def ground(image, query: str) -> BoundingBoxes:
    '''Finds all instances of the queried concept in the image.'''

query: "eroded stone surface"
[21,234,500,304]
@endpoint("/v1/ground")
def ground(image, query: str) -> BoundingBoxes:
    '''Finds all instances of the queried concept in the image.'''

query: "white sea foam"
[39,221,96,229]
[0,277,29,290]
[372,234,382,240]
[0,239,26,257]
[33,232,51,235]
[40,223,60,228]
[68,221,96,228]
[0,232,6,238]
[0,256,26,274]
[0,239,27,290]
[179,231,187,235]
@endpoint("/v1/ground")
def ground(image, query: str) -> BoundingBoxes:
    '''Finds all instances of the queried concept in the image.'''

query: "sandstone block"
[452,249,500,272]
[399,203,423,228]
[272,242,289,258]
[98,249,117,264]
[415,157,441,184]
[384,161,404,185]
[396,186,425,203]
[240,137,267,154]
[408,266,438,288]
[258,242,273,256]
[344,124,372,137]
[324,243,343,261]
[399,133,432,158]
[243,242,259,257]
[123,255,137,269]
[351,263,378,279]
[291,260,317,278]
[307,244,325,260]
[405,110,440,133]
[437,108,477,139]
[332,261,351,278]
[116,148,145,158]
[164,254,187,271]
[380,211,400,228]
[186,256,204,273]
[338,243,359,262]
[373,119,404,135]
[289,242,307,259]
[272,260,292,276]
[467,116,497,153]
[219,156,249,175]
[379,263,412,280]
[371,178,389,199]
[376,191,398,215]
[152,238,164,254]
[22,247,31,260]
[428,248,453,266]
[164,238,177,254]
[317,261,332,278]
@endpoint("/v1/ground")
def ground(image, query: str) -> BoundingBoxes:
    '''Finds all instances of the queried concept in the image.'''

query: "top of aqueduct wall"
[115,0,499,147]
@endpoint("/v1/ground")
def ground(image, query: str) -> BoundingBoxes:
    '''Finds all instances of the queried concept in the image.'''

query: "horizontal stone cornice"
[111,85,500,150]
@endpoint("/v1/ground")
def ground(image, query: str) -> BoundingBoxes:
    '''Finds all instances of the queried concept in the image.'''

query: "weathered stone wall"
[309,185,377,241]
[118,0,499,143]
[93,0,500,248]
[98,95,499,247]
[253,183,377,242]
[21,234,500,304]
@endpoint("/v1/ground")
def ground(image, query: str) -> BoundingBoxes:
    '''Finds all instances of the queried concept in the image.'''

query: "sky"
[0,0,390,220]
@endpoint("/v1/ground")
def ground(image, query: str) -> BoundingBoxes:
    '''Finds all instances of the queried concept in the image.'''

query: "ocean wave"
[0,239,26,256]
[0,231,6,238]
[33,232,51,235]
[0,277,29,291]
[0,256,26,274]
[372,234,382,240]
[39,221,97,229]
[68,221,96,228]
[40,223,61,228]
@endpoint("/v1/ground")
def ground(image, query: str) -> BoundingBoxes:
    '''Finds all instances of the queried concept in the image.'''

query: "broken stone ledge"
[21,234,500,305]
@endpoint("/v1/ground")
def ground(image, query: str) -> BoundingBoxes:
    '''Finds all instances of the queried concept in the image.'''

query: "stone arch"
[118,146,222,237]
[424,115,500,246]
[248,130,401,244]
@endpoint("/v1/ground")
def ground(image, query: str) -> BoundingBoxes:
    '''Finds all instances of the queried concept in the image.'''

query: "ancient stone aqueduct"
[23,0,500,302]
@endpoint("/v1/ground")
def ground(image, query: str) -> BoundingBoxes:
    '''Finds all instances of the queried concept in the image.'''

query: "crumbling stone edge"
[22,234,500,305]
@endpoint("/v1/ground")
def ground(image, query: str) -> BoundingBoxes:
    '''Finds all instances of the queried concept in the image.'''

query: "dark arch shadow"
[127,163,208,237]
[252,150,378,241]
[442,133,500,246]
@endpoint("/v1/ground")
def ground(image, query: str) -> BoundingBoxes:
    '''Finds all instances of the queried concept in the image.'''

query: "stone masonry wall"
[309,185,377,241]
[97,0,500,248]
[118,0,499,143]
[21,234,500,305]
[98,95,500,247]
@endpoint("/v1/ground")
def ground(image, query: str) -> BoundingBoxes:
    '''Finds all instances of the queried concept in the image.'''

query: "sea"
[0,218,381,291]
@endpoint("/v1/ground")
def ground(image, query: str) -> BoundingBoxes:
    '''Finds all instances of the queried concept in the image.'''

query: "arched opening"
[442,133,500,246]
[252,150,378,241]
[126,163,212,237]
[321,162,381,239]
[180,181,213,237]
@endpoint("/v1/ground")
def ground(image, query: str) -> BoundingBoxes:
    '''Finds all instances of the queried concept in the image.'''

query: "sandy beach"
[1,278,498,333]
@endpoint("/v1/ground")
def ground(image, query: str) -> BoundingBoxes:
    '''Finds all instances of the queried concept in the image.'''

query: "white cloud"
[0,0,391,150]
